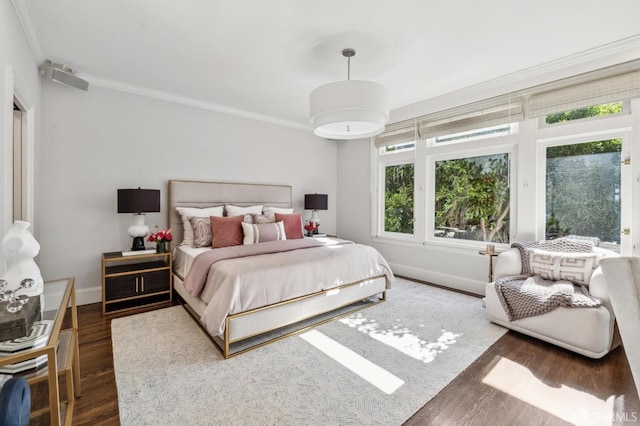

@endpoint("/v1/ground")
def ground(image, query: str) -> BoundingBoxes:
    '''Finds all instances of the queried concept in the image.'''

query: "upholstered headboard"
[168,180,292,250]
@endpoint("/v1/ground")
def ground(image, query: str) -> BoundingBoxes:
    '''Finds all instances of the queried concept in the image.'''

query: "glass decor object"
[0,278,34,313]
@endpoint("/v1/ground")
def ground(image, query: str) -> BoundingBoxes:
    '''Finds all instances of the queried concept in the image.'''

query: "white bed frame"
[168,180,387,358]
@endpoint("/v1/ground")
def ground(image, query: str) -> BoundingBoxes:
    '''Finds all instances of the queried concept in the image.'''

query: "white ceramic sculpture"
[1,221,44,297]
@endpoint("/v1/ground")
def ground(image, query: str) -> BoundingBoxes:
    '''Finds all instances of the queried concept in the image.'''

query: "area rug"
[112,278,506,425]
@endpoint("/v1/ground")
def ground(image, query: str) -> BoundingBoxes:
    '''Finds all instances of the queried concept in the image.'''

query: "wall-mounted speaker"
[42,61,89,91]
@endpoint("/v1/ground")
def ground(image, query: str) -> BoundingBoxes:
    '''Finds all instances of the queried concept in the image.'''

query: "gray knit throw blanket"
[494,239,603,321]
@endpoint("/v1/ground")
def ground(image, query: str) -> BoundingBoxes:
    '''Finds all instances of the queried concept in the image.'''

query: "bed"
[168,179,394,358]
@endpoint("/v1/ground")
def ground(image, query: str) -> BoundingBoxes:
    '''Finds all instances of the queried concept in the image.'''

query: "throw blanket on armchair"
[494,239,603,321]
[495,274,602,321]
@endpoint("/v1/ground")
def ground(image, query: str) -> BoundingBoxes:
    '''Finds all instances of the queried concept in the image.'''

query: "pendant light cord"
[342,48,356,82]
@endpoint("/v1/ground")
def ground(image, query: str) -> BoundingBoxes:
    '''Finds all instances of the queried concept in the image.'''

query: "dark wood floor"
[71,302,639,426]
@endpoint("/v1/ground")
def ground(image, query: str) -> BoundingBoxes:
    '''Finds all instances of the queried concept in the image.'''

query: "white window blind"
[419,99,523,139]
[528,70,640,118]
[375,60,640,142]
[374,119,418,148]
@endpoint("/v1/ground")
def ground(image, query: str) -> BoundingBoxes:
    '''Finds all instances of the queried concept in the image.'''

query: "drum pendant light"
[310,48,389,140]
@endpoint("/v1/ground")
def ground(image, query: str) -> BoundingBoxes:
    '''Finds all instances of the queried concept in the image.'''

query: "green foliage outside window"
[384,164,414,234]
[546,102,622,125]
[434,154,510,243]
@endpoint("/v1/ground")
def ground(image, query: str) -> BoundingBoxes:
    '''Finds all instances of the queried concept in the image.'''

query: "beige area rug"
[112,278,506,425]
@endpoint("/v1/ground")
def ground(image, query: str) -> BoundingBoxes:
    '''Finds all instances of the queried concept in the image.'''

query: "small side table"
[478,250,499,282]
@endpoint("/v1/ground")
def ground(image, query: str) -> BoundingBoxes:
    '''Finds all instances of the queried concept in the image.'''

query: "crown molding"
[10,0,45,64]
[391,34,640,123]
[80,74,311,131]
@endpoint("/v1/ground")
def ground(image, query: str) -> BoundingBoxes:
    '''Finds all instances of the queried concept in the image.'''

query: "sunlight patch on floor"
[339,313,461,363]
[300,329,404,394]
[482,357,616,425]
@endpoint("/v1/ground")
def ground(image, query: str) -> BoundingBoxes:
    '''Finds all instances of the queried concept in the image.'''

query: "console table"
[0,277,80,425]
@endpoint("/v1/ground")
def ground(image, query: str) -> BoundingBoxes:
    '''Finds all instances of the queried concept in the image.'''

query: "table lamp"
[304,194,328,233]
[117,188,160,251]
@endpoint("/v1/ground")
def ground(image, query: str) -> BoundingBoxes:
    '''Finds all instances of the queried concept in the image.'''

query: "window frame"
[536,112,633,254]
[426,143,516,248]
[375,146,417,241]
[373,125,517,249]
[538,100,630,129]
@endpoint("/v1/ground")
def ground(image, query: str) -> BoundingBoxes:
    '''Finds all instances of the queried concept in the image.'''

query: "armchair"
[484,246,619,359]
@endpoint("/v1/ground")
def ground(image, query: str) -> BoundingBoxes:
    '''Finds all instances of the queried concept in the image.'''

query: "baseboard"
[388,262,486,296]
[76,286,103,305]
[44,285,102,309]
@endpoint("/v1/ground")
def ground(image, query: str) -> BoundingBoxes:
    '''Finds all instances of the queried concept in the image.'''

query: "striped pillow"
[241,221,287,245]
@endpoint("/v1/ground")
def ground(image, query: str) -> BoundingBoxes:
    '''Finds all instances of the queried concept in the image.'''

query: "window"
[434,153,510,243]
[545,102,623,125]
[383,163,414,234]
[434,124,513,144]
[382,142,415,154]
[545,139,622,252]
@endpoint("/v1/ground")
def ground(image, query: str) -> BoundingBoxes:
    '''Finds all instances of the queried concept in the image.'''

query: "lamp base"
[131,237,146,251]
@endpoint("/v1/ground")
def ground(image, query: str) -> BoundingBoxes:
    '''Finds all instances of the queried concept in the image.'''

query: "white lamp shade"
[310,80,389,140]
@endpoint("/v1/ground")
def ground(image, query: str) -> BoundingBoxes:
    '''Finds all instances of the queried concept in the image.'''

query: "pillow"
[241,221,287,244]
[274,212,304,239]
[225,204,263,217]
[188,217,213,248]
[211,215,245,248]
[250,213,275,224]
[529,249,599,285]
[176,206,224,246]
[263,206,294,221]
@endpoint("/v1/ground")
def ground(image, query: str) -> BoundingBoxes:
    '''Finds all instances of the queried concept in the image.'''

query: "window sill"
[372,235,510,255]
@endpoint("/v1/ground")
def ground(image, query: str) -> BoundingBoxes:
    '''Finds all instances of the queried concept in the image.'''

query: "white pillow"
[529,249,599,285]
[225,204,263,217]
[262,206,294,220]
[241,221,287,245]
[176,206,224,246]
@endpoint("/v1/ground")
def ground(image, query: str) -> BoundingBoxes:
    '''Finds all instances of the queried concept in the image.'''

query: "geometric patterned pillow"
[188,216,213,248]
[529,249,598,285]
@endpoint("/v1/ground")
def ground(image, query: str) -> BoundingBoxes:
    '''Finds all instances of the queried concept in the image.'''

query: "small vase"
[156,241,167,253]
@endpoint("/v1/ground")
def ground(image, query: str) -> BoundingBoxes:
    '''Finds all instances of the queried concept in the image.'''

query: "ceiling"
[19,0,640,130]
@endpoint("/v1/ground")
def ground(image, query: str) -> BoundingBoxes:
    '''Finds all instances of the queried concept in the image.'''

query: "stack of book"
[0,320,53,374]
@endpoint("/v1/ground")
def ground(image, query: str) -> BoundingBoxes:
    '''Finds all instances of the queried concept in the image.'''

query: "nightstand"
[101,251,172,315]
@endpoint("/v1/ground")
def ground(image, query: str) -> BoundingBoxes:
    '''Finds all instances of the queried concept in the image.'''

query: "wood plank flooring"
[71,301,639,425]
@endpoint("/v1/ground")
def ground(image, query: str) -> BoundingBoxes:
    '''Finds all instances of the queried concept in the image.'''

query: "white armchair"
[485,247,619,359]
[599,257,640,397]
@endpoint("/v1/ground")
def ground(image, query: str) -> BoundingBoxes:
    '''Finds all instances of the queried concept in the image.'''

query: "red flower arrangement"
[303,221,317,236]
[148,228,173,243]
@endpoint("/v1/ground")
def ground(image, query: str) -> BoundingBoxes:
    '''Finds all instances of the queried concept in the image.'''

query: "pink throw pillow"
[211,215,244,248]
[274,212,304,239]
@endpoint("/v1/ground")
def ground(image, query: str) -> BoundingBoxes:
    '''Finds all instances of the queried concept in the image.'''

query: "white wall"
[37,83,336,304]
[0,0,41,276]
